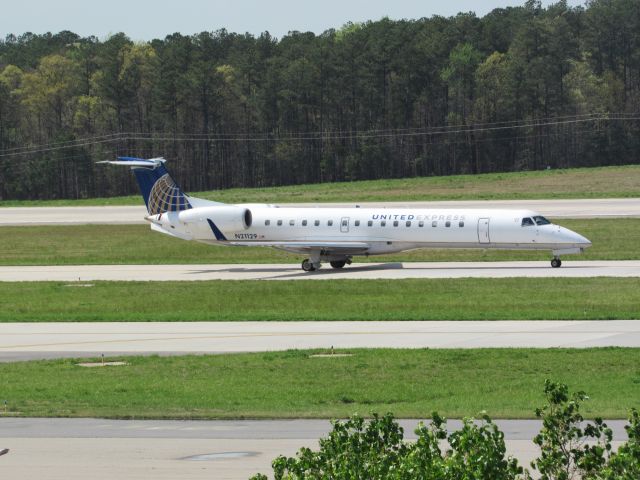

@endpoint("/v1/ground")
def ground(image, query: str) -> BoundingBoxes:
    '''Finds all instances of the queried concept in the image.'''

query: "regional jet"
[101,157,591,271]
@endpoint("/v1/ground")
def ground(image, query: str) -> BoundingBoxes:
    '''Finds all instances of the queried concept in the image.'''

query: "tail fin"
[99,157,192,215]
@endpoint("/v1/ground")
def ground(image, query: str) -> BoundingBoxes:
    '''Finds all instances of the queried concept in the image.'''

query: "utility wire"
[0,112,625,154]
[0,114,637,159]
[0,111,610,154]
[0,125,620,174]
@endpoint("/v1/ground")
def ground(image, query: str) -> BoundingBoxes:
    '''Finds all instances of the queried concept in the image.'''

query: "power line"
[0,132,124,154]
[0,113,627,154]
[0,113,637,160]
[0,112,610,155]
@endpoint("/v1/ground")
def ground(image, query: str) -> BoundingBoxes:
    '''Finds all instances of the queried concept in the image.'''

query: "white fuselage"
[151,204,591,259]
[105,158,591,271]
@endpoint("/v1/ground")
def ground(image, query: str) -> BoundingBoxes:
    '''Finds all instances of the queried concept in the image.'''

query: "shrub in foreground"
[250,381,640,480]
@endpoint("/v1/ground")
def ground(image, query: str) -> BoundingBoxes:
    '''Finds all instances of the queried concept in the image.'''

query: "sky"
[2,0,586,41]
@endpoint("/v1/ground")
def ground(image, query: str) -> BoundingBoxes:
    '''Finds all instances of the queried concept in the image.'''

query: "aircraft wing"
[225,241,370,254]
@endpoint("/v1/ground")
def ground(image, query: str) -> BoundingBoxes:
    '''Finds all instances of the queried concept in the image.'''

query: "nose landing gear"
[551,257,562,268]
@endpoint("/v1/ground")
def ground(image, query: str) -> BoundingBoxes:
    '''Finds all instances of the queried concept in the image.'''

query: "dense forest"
[0,0,639,200]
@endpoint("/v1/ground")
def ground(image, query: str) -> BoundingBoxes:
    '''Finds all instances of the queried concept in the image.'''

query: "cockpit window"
[533,215,551,226]
[521,217,535,227]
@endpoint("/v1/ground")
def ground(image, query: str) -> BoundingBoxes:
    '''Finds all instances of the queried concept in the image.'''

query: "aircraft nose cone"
[577,234,592,248]
[564,227,591,247]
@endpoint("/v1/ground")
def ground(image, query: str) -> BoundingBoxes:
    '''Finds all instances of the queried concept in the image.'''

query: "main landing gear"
[551,257,562,268]
[301,259,317,272]
[301,257,352,272]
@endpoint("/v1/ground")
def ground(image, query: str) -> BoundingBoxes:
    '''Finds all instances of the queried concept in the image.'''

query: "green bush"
[250,381,639,480]
[596,409,640,480]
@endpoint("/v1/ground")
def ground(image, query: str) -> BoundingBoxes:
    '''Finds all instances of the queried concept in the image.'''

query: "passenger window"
[406,221,411,227]
[445,221,451,227]
[302,220,307,226]
[314,220,320,226]
[393,220,399,227]
[381,220,386,227]
[367,220,373,227]
[289,220,295,226]
[432,221,437,227]
[521,217,535,227]
[342,219,348,227]
[277,220,283,226]
[419,221,424,227]
[328,220,333,226]
[355,220,360,227]
[265,220,270,226]
[459,221,464,227]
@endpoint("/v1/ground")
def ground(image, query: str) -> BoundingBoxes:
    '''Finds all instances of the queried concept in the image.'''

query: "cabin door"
[478,218,490,244]
[340,217,350,233]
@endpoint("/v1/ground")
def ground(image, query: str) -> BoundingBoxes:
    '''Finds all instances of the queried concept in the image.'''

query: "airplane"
[100,156,592,271]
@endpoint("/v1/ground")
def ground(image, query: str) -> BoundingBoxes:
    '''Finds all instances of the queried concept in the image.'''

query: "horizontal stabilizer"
[97,157,166,168]
[97,160,159,168]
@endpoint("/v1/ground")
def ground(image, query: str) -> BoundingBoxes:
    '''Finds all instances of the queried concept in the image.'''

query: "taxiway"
[0,417,629,480]
[1,320,639,362]
[1,198,639,225]
[0,260,638,282]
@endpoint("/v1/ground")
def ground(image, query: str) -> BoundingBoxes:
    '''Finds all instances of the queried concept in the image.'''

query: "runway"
[1,260,639,282]
[2,320,639,361]
[1,198,639,225]
[0,417,629,480]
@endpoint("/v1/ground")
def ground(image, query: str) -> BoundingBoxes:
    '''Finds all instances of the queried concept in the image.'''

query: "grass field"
[1,277,639,321]
[0,218,638,265]
[0,349,638,419]
[1,165,639,207]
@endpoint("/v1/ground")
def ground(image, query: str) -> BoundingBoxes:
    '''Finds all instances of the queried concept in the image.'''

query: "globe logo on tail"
[148,173,191,215]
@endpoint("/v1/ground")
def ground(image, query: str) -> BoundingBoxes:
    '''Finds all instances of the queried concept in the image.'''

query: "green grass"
[2,165,639,206]
[0,218,638,265]
[0,349,638,419]
[1,278,639,321]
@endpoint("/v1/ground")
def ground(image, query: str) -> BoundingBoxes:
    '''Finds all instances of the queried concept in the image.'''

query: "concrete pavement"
[2,321,640,361]
[1,198,639,226]
[0,418,630,480]
[0,260,639,282]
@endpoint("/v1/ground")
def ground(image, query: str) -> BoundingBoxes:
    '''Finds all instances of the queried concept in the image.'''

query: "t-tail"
[98,157,193,215]
[100,156,241,241]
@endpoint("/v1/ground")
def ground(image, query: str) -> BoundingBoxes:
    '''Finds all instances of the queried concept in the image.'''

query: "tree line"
[1,0,639,201]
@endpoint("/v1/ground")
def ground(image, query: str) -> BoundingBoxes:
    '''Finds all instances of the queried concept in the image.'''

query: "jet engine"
[178,206,252,231]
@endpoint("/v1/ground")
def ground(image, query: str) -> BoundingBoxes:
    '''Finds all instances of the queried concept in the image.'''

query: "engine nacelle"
[178,206,252,231]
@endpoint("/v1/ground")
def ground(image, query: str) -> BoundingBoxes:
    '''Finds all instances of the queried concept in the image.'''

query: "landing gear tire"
[551,258,562,268]
[301,259,316,272]
[330,260,346,269]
